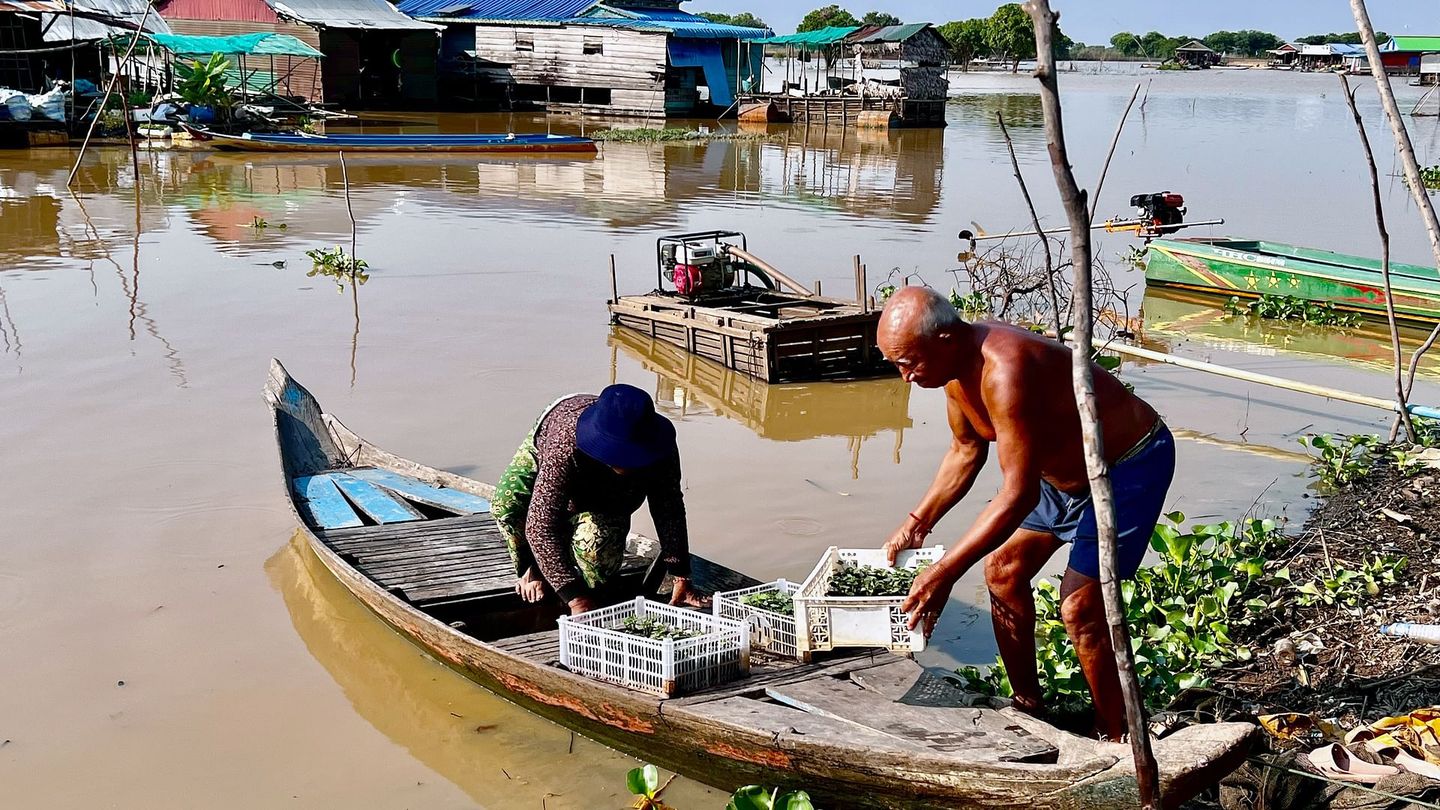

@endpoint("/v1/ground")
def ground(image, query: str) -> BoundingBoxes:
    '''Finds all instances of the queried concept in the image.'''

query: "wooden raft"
[609,290,893,384]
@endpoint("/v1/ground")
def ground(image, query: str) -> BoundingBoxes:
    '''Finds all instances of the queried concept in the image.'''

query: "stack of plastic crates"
[559,597,750,697]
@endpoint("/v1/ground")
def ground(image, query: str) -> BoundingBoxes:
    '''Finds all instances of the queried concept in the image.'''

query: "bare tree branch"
[1339,74,1414,442]
[995,111,1062,337]
[1022,3,1160,807]
[1090,82,1142,222]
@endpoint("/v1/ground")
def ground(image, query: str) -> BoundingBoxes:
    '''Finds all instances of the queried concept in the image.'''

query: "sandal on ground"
[1395,750,1440,782]
[1303,743,1402,784]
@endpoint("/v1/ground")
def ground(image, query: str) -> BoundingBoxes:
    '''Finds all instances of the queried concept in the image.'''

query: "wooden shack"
[739,23,948,128]
[156,0,440,106]
[1173,40,1220,68]
[399,0,766,117]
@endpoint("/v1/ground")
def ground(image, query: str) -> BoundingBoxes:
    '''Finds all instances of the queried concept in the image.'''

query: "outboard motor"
[1130,192,1186,235]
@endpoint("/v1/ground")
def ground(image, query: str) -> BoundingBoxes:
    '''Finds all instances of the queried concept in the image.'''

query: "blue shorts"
[1019,422,1175,581]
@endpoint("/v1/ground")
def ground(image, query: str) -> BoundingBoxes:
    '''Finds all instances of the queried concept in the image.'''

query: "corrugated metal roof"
[565,15,766,39]
[1384,36,1440,53]
[39,0,173,42]
[757,25,858,48]
[395,0,593,22]
[850,22,928,44]
[269,0,440,30]
[0,1,65,11]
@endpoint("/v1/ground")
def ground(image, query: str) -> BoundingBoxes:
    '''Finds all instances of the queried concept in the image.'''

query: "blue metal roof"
[396,0,594,22]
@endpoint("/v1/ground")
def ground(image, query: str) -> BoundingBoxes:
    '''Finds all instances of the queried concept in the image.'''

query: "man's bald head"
[879,286,962,343]
[877,286,966,388]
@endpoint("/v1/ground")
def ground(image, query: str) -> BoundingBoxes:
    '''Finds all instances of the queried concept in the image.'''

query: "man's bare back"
[949,321,1158,494]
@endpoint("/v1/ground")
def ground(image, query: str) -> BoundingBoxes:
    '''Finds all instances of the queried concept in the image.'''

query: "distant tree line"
[936,3,1072,72]
[792,6,903,33]
[698,11,770,30]
[1295,31,1387,45]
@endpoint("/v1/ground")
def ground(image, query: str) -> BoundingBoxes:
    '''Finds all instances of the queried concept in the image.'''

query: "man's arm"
[902,367,1044,631]
[885,385,988,562]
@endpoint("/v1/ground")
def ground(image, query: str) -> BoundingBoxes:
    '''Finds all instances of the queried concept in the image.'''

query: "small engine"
[661,237,737,297]
[1130,192,1186,235]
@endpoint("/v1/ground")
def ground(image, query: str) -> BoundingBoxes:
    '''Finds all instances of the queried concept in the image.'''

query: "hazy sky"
[690,0,1436,43]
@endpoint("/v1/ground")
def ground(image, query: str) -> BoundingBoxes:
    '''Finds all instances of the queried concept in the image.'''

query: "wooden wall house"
[156,0,439,106]
[399,0,767,118]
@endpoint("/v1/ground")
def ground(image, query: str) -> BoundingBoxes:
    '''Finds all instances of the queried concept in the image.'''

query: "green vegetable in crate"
[615,615,703,641]
[827,560,930,597]
[740,591,795,616]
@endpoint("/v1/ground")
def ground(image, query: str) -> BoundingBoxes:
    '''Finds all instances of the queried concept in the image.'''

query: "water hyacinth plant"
[740,591,795,616]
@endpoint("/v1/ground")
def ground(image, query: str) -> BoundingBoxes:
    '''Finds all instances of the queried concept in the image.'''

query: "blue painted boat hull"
[205,130,597,154]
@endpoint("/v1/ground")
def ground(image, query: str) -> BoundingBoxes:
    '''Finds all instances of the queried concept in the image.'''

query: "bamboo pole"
[1089,82,1141,222]
[853,254,865,309]
[1351,0,1440,434]
[1338,72,1415,442]
[995,110,1061,337]
[68,1,153,188]
[1086,338,1440,421]
[1023,3,1160,807]
[610,254,619,304]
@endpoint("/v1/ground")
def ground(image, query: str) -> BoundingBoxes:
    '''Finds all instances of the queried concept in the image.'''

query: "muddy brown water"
[4,69,1440,807]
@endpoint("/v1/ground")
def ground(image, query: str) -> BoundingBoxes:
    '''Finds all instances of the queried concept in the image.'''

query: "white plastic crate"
[795,545,945,655]
[558,597,750,697]
[713,579,802,660]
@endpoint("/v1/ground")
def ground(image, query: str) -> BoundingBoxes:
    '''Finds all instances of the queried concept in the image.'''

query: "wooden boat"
[264,358,1255,808]
[202,129,597,154]
[1145,237,1440,325]
[609,231,895,383]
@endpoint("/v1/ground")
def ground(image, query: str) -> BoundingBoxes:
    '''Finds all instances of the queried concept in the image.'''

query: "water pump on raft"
[655,231,814,299]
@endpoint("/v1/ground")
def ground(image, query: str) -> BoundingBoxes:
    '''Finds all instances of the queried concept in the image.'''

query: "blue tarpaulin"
[668,39,731,107]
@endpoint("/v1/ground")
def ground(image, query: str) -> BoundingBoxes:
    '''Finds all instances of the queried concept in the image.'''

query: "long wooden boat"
[204,130,597,154]
[264,359,1255,809]
[1145,237,1440,324]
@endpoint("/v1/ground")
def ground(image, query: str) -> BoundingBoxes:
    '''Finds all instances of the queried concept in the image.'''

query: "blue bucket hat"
[575,384,677,469]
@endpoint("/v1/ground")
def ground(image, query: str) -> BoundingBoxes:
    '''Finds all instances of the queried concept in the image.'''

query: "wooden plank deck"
[317,513,518,606]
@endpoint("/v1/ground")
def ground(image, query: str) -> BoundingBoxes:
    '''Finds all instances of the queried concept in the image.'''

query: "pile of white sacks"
[0,87,68,122]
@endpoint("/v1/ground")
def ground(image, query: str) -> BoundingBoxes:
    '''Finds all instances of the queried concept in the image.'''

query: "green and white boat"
[1144,238,1440,325]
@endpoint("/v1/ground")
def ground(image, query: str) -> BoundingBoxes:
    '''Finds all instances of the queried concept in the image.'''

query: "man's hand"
[883,519,928,565]
[669,576,711,609]
[901,563,957,638]
[567,594,599,615]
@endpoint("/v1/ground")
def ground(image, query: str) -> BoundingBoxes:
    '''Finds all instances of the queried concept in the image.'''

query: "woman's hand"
[901,563,957,638]
[669,576,711,609]
[567,594,599,615]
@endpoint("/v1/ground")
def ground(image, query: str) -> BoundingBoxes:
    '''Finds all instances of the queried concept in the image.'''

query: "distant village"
[0,0,1436,146]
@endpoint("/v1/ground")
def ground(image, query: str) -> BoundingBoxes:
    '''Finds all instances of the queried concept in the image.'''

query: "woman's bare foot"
[515,568,547,603]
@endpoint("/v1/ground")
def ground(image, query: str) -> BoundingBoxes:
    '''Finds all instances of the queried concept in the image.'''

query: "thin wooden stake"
[1023,3,1160,807]
[1351,0,1440,429]
[609,254,619,304]
[853,254,864,309]
[1338,72,1414,442]
[1090,82,1142,222]
[68,1,153,187]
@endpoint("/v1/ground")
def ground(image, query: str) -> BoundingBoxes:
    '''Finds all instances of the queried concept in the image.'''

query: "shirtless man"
[879,287,1175,740]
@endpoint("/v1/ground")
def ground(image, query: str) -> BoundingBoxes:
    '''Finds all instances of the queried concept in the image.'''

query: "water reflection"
[1141,287,1440,380]
[264,534,720,809]
[609,326,911,478]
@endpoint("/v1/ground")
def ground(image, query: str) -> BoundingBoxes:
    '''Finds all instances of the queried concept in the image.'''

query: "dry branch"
[1022,2,1160,806]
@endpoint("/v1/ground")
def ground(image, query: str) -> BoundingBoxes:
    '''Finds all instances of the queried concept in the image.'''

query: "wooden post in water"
[853,255,864,310]
[813,280,822,296]
[609,254,619,304]
[1024,2,1160,806]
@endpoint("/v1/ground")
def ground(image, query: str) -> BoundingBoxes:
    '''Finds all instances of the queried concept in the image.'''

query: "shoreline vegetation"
[590,128,783,144]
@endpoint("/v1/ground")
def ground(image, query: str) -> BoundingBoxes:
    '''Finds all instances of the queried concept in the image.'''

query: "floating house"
[1173,40,1219,68]
[1379,36,1440,76]
[154,0,440,106]
[397,0,768,117]
[1266,42,1299,69]
[740,23,948,128]
[1297,42,1362,72]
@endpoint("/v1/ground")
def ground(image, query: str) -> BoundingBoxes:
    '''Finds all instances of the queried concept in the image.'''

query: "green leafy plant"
[305,246,369,293]
[174,53,235,112]
[876,283,897,303]
[727,785,816,810]
[949,288,990,318]
[626,764,673,809]
[740,591,795,616]
[615,616,702,641]
[1288,556,1406,608]
[959,514,1287,713]
[1225,293,1360,327]
[1298,433,1382,489]
[1421,165,1440,191]
[827,561,928,598]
